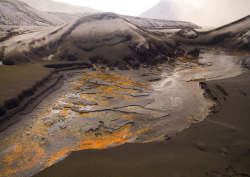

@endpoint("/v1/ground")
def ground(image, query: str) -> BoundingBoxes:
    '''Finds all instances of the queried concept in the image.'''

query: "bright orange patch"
[46,124,151,167]
[0,72,150,177]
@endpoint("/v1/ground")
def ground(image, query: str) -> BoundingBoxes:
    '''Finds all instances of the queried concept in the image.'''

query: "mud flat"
[0,51,248,177]
[35,61,250,177]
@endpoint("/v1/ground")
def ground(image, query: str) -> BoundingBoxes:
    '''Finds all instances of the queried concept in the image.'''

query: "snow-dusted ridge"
[0,0,65,26]
[0,0,201,29]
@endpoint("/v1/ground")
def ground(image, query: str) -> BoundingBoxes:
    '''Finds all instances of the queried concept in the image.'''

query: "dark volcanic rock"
[187,48,200,59]
[149,55,168,65]
[118,62,130,70]
[178,27,198,39]
[241,30,250,44]
[242,57,250,69]
[175,46,186,57]
[240,30,250,50]
[124,57,140,69]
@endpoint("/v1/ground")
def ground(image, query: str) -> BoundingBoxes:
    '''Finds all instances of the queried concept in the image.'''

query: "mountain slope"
[141,0,250,27]
[123,16,200,29]
[173,15,250,50]
[1,13,177,66]
[19,0,99,14]
[141,0,199,22]
[48,12,83,23]
[0,0,65,26]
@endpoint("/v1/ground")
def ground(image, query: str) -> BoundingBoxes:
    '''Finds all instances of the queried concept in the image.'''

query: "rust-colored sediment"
[45,125,151,168]
[228,50,250,55]
[0,72,150,177]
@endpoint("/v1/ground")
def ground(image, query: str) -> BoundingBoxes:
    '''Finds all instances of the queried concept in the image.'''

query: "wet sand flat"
[35,72,250,177]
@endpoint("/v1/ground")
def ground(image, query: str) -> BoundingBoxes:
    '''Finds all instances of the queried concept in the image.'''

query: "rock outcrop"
[177,27,198,39]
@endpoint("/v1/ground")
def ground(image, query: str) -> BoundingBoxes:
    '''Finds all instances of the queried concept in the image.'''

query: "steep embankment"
[173,15,250,50]
[2,12,177,67]
[0,0,65,26]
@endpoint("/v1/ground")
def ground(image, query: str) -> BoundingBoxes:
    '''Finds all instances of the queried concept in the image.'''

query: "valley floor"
[35,70,250,177]
[0,50,249,177]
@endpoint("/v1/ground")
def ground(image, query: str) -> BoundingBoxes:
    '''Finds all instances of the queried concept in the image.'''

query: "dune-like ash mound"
[174,15,250,51]
[2,13,177,67]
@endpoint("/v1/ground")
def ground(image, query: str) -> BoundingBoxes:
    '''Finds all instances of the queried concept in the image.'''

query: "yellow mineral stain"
[78,112,94,117]
[120,114,136,120]
[70,82,82,87]
[210,49,217,54]
[46,124,151,168]
[0,139,45,177]
[45,148,70,168]
[67,103,74,106]
[178,57,186,60]
[80,95,97,102]
[228,50,250,55]
[0,72,150,177]
[58,108,69,117]
[81,73,147,89]
[143,137,165,143]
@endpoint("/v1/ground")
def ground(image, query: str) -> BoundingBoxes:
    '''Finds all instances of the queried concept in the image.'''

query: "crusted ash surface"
[0,65,90,131]
[0,50,247,177]
[35,72,250,177]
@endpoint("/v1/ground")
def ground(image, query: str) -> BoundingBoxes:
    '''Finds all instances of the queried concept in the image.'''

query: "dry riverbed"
[0,50,247,177]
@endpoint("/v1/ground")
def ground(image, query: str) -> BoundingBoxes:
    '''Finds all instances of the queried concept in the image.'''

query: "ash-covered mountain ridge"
[123,15,200,29]
[1,12,179,67]
[19,0,99,15]
[0,0,201,29]
[141,0,250,27]
[0,0,65,26]
[0,0,249,68]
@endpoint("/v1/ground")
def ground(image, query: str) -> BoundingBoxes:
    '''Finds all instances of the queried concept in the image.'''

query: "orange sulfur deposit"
[0,72,150,177]
[45,124,151,168]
